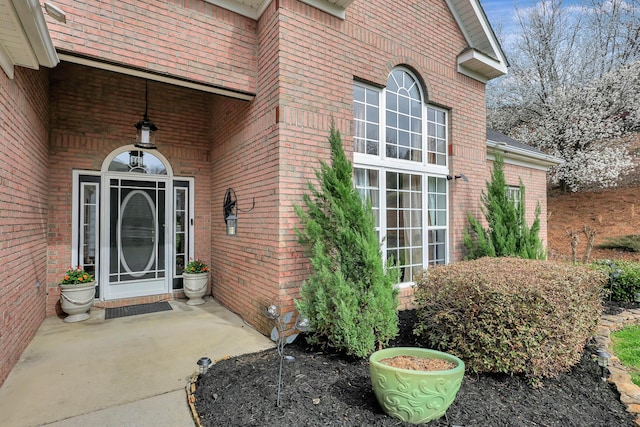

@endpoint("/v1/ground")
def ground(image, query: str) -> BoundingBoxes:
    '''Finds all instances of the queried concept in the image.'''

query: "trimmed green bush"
[414,257,605,380]
[295,125,398,358]
[592,260,640,302]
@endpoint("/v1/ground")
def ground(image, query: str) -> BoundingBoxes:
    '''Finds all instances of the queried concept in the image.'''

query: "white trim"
[71,170,101,267]
[203,0,270,20]
[58,54,254,101]
[12,0,59,67]
[487,141,563,170]
[0,43,15,79]
[457,49,507,82]
[298,0,346,19]
[101,145,174,176]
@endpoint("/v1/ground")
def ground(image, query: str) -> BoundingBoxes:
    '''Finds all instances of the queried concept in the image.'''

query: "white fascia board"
[0,42,15,78]
[11,0,58,68]
[203,0,264,20]
[457,48,507,82]
[299,0,346,19]
[487,141,563,171]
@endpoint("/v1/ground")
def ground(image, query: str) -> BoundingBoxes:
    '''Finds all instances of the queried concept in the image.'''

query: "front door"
[105,176,169,299]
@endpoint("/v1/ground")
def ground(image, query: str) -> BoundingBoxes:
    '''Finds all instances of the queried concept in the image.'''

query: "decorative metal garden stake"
[263,304,310,407]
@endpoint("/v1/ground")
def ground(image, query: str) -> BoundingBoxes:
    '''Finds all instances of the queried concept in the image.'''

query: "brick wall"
[270,0,488,308]
[209,2,282,334]
[0,66,50,386]
[501,161,550,247]
[45,0,258,94]
[47,62,213,315]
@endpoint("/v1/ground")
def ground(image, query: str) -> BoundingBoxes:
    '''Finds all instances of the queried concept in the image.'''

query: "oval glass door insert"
[119,190,156,277]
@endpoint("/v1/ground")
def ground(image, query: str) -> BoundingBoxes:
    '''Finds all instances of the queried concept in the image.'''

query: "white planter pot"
[59,282,96,323]
[183,272,208,305]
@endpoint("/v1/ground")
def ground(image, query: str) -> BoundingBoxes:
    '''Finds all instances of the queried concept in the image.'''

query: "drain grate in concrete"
[105,301,173,319]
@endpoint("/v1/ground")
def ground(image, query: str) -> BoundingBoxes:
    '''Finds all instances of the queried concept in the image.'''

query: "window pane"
[354,85,365,102]
[426,106,447,166]
[354,84,380,155]
[384,70,422,162]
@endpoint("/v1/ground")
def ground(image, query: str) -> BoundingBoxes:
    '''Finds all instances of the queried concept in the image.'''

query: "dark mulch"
[194,304,639,427]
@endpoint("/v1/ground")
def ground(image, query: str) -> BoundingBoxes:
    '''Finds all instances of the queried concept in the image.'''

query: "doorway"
[72,146,194,301]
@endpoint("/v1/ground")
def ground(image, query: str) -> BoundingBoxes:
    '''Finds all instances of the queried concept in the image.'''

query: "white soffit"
[205,0,353,19]
[446,0,508,81]
[0,0,59,79]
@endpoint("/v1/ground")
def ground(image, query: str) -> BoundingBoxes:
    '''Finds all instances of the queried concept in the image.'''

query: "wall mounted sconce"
[223,188,255,236]
[446,173,468,182]
[134,81,158,150]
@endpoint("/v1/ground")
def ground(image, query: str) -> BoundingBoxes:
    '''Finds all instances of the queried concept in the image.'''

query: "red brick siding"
[45,0,258,94]
[499,160,550,247]
[0,67,50,386]
[47,62,213,314]
[209,3,282,334]
[270,0,488,309]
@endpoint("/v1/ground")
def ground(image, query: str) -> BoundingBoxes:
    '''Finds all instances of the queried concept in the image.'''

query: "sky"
[480,0,583,42]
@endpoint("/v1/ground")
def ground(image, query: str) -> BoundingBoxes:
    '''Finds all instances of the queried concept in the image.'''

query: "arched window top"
[102,146,173,176]
[387,69,423,102]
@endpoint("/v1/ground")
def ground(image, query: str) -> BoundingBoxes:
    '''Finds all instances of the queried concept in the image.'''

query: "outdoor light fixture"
[447,173,468,182]
[44,2,67,23]
[596,349,611,381]
[223,188,254,236]
[134,81,158,150]
[197,357,212,375]
[294,315,310,332]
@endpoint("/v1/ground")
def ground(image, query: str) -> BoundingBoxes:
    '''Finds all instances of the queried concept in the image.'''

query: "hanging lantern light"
[135,81,158,150]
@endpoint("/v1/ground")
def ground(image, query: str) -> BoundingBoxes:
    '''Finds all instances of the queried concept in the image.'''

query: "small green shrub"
[295,125,398,358]
[463,154,545,260]
[414,257,606,380]
[592,260,640,302]
[597,235,640,252]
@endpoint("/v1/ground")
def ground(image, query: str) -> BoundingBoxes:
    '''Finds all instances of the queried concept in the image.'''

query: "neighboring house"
[0,0,559,385]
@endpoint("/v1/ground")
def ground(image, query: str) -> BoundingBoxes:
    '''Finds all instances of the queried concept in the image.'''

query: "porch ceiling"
[0,0,58,79]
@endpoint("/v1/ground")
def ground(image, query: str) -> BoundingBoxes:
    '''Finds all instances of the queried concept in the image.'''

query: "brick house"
[0,0,560,385]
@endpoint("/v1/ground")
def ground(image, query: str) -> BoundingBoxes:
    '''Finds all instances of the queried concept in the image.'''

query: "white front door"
[73,147,195,301]
[103,175,169,299]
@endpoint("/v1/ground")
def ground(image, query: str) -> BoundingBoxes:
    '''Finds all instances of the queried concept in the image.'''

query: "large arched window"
[353,68,449,285]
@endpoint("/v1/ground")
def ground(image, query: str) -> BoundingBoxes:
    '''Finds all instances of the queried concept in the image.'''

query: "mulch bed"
[194,305,638,426]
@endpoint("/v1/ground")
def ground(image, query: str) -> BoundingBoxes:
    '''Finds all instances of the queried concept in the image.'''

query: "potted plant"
[59,266,96,323]
[369,347,464,424]
[183,259,209,305]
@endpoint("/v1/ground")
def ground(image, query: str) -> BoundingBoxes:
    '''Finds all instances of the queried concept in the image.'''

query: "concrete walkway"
[0,298,274,427]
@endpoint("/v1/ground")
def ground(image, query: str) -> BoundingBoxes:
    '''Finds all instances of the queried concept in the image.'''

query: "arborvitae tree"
[464,154,545,260]
[294,125,398,358]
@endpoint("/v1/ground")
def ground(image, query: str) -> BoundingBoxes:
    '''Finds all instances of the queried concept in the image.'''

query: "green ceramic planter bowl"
[369,347,465,424]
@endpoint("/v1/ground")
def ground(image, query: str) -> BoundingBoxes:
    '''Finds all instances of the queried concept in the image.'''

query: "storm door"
[105,176,168,299]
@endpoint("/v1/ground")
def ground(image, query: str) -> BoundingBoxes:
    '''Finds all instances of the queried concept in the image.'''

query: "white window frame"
[353,69,450,287]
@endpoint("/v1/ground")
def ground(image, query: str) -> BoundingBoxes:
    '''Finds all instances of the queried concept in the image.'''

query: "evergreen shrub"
[592,260,640,302]
[295,125,398,358]
[414,257,605,380]
[464,154,545,260]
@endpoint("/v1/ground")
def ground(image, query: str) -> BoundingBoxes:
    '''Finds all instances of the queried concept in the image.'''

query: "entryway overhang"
[58,53,256,101]
[0,0,59,79]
